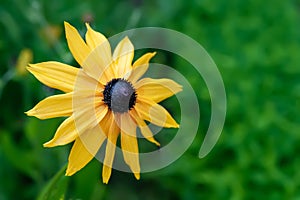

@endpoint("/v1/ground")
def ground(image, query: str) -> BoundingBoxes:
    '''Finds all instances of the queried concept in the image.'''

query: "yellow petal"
[27,62,78,93]
[26,92,73,119]
[74,69,103,91]
[84,24,115,83]
[127,52,156,83]
[44,100,107,148]
[43,115,78,147]
[119,113,140,179]
[113,36,134,78]
[135,78,182,103]
[133,52,156,69]
[121,132,140,179]
[82,46,112,84]
[73,103,107,133]
[102,113,119,184]
[64,21,91,66]
[135,98,179,128]
[66,124,107,176]
[130,109,160,146]
[85,23,111,53]
[72,89,107,125]
[95,104,108,124]
[114,112,136,137]
[99,111,112,136]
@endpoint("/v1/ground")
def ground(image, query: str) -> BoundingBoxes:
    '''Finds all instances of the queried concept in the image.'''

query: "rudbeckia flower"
[26,22,182,183]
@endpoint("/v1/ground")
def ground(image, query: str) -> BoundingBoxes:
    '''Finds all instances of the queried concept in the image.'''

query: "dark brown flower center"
[103,78,137,113]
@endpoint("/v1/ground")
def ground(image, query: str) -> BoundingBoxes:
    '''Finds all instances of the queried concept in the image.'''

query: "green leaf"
[37,164,69,200]
[0,131,38,179]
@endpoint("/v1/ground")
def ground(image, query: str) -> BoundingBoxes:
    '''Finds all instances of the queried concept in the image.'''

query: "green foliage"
[37,164,68,200]
[0,0,300,199]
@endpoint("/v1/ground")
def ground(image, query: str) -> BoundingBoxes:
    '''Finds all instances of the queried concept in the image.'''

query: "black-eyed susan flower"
[26,22,182,183]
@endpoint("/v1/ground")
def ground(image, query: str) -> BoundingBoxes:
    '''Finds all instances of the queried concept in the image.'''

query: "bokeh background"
[1,0,300,199]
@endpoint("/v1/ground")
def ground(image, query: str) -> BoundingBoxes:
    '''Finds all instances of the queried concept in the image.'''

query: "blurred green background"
[1,0,300,199]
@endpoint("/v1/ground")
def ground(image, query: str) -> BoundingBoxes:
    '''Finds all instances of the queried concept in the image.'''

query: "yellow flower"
[16,48,33,76]
[26,22,182,183]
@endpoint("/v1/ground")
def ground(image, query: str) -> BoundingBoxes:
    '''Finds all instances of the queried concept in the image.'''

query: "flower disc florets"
[103,78,137,113]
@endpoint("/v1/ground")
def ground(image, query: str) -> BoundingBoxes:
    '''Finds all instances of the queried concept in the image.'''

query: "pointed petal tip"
[64,21,70,27]
[102,174,111,184]
[154,140,161,147]
[43,135,70,147]
[63,21,72,31]
[24,110,33,116]
[102,165,112,184]
[134,173,140,180]
[166,122,180,128]
[122,36,133,44]
[25,109,44,119]
[102,176,110,184]
[85,22,91,29]
[179,86,183,92]
[146,137,160,146]
[64,21,76,35]
[151,52,157,56]
[65,171,71,176]
[65,167,76,176]
[43,141,54,148]
[172,122,180,128]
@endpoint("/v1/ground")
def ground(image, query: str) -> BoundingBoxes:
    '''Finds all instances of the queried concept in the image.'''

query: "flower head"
[26,22,182,183]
